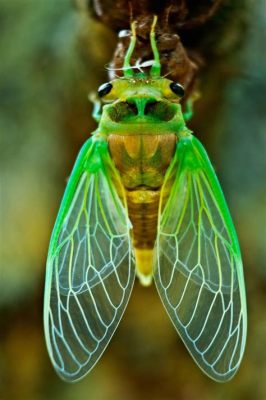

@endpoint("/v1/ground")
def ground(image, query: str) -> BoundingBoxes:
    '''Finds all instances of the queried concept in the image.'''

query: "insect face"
[97,77,186,136]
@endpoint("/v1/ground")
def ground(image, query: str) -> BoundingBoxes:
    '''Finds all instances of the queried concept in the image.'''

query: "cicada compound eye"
[98,82,113,98]
[169,82,185,98]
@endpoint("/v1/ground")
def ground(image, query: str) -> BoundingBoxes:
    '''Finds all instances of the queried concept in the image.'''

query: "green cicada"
[44,17,247,382]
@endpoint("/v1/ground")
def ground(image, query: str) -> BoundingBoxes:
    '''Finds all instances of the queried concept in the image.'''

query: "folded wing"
[154,136,247,382]
[44,138,135,381]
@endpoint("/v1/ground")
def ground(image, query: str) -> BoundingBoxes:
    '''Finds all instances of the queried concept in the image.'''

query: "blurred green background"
[0,1,265,399]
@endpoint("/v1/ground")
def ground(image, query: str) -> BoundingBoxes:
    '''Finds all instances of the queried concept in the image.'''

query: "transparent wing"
[44,138,135,382]
[154,135,247,382]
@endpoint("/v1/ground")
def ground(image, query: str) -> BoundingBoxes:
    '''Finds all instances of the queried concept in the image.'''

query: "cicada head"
[98,76,185,132]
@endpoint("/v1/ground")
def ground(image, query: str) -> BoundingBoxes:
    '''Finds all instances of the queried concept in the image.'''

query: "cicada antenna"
[150,15,161,78]
[123,20,137,78]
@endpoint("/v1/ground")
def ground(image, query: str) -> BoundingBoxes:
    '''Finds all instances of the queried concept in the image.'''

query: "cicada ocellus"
[44,17,247,383]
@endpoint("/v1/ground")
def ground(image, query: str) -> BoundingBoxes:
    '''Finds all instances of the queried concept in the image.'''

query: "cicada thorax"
[108,134,177,188]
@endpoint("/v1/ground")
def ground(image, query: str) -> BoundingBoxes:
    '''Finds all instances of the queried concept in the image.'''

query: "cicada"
[44,17,247,383]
